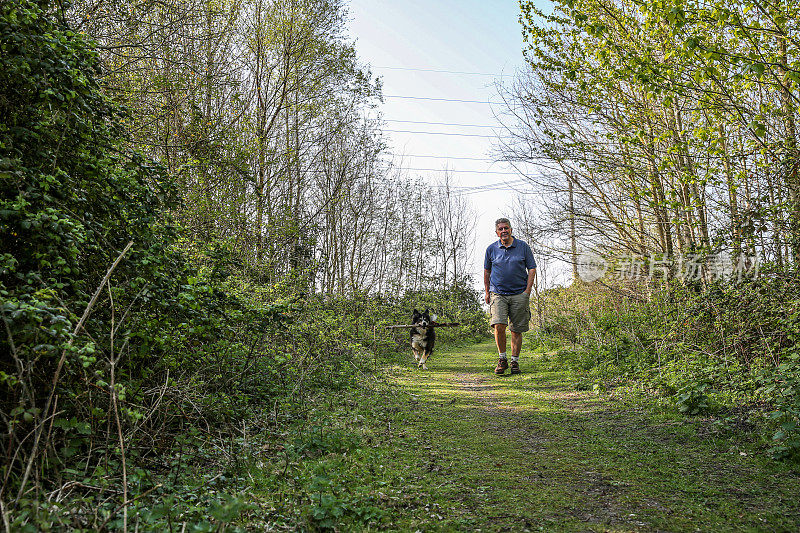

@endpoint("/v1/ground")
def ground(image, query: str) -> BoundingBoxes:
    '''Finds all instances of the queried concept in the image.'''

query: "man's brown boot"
[510,360,520,374]
[494,358,508,375]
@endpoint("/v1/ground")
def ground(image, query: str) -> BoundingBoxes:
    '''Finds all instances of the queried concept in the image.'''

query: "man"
[484,218,536,375]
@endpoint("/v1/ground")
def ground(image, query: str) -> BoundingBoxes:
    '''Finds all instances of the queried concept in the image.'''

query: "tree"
[505,0,800,274]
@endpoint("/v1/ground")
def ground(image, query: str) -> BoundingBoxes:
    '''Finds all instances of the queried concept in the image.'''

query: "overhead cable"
[373,66,499,76]
[384,129,501,138]
[384,95,504,105]
[386,153,500,162]
[394,167,522,175]
[384,119,498,128]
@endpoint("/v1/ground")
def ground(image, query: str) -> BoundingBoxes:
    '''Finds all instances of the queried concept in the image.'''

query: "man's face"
[496,223,512,241]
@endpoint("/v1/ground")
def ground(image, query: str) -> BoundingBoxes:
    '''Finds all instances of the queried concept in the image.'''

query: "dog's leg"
[419,351,429,370]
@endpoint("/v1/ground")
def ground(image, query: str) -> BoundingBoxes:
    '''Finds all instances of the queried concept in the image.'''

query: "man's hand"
[484,290,490,305]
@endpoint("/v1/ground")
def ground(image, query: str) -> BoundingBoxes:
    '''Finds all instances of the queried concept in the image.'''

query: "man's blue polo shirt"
[484,238,536,295]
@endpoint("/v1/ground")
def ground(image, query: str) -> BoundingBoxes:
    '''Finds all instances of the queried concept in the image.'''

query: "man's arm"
[524,267,536,295]
[484,268,491,304]
[523,242,537,295]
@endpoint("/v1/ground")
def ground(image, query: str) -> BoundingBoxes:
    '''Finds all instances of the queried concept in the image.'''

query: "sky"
[344,0,561,291]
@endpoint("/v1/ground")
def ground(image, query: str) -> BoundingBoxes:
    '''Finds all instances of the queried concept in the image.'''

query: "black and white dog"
[410,309,436,370]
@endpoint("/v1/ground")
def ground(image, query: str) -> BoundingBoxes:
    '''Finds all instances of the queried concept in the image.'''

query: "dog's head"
[412,308,434,327]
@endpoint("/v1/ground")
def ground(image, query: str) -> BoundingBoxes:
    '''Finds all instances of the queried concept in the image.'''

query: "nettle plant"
[674,382,710,416]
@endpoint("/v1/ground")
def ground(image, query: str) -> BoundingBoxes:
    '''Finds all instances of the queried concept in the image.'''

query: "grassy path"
[370,340,800,531]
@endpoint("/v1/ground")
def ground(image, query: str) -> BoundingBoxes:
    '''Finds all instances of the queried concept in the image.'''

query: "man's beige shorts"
[489,292,531,333]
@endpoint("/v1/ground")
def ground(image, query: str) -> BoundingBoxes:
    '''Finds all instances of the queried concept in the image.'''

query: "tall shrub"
[0,0,174,508]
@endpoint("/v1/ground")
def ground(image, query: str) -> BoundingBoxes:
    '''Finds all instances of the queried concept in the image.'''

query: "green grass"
[250,340,800,531]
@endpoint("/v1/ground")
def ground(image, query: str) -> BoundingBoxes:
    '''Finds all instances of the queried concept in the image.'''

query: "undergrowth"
[2,239,485,531]
[529,272,800,462]
[0,2,486,528]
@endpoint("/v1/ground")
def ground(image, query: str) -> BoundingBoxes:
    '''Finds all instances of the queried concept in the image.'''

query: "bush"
[1,0,180,515]
[0,5,492,528]
[759,353,800,460]
[0,3,294,526]
[533,272,800,459]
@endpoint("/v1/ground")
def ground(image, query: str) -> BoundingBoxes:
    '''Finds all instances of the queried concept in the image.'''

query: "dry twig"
[15,241,134,505]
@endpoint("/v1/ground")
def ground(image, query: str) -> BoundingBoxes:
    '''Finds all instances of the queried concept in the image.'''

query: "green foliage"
[535,275,800,461]
[306,465,384,530]
[534,282,658,372]
[760,353,800,460]
[0,1,489,529]
[0,2,292,527]
[1,0,175,509]
[514,0,800,420]
[675,382,710,415]
[10,487,254,532]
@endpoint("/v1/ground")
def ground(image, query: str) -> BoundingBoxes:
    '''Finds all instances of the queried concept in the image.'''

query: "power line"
[444,181,536,197]
[389,153,540,165]
[385,119,498,129]
[374,65,499,76]
[436,179,530,189]
[385,129,501,138]
[451,186,532,196]
[388,153,499,162]
[384,95,504,105]
[396,167,523,175]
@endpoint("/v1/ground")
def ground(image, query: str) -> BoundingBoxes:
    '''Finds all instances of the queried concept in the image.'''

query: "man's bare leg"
[494,324,510,374]
[494,323,507,354]
[511,331,522,358]
[508,330,523,374]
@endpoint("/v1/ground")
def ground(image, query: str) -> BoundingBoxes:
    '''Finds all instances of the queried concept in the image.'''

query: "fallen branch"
[47,481,122,503]
[385,322,461,329]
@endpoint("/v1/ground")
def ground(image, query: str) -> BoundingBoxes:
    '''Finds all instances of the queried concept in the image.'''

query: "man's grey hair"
[495,218,511,228]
